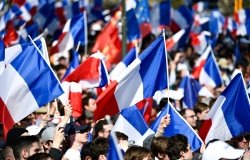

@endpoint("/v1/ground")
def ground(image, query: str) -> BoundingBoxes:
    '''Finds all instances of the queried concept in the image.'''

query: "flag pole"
[162,30,170,105]
[122,0,127,58]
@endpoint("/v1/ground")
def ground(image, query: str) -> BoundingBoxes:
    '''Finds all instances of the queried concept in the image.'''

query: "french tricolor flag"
[192,1,205,13]
[62,50,79,79]
[171,5,193,32]
[94,35,168,120]
[112,105,148,143]
[108,130,124,160]
[110,47,137,80]
[166,29,185,52]
[0,40,64,138]
[150,103,203,151]
[50,13,87,55]
[199,72,250,143]
[192,45,223,88]
[236,19,250,36]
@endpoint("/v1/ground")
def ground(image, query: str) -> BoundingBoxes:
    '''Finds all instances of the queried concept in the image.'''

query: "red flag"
[92,10,122,69]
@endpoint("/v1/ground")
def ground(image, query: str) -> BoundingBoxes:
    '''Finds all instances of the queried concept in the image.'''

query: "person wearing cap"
[63,122,90,160]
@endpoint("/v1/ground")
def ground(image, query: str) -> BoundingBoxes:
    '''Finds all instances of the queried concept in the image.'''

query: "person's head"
[12,135,42,160]
[40,127,56,152]
[6,127,29,146]
[115,131,129,151]
[26,153,54,160]
[53,64,67,81]
[231,133,250,150]
[124,145,153,160]
[2,145,15,160]
[81,142,92,160]
[82,94,97,113]
[167,134,192,160]
[180,108,197,128]
[90,137,109,160]
[193,102,210,120]
[151,136,169,160]
[94,120,112,139]
[65,122,90,145]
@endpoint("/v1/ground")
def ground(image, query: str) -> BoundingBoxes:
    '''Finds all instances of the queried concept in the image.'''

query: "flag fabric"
[150,103,203,151]
[234,8,250,25]
[3,24,22,47]
[190,32,209,55]
[64,52,109,89]
[108,130,124,160]
[0,39,4,75]
[178,75,201,109]
[200,73,250,143]
[110,47,137,80]
[236,19,250,36]
[136,98,153,124]
[94,35,168,121]
[50,13,87,55]
[63,50,79,79]
[112,105,148,143]
[126,8,141,43]
[192,1,205,13]
[0,41,64,138]
[91,10,122,68]
[171,5,193,33]
[192,45,223,88]
[166,29,185,52]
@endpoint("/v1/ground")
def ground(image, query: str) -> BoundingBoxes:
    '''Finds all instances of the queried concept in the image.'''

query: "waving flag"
[190,32,210,55]
[166,29,185,52]
[110,47,137,80]
[50,13,87,55]
[92,10,122,68]
[108,130,124,160]
[112,106,148,143]
[150,103,203,151]
[171,5,193,33]
[0,41,64,138]
[64,52,109,88]
[0,39,4,75]
[192,45,223,88]
[200,73,250,143]
[3,24,22,47]
[126,9,141,43]
[94,35,168,121]
[63,50,79,79]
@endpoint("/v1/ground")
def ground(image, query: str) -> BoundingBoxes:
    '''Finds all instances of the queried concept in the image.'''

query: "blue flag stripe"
[11,43,64,107]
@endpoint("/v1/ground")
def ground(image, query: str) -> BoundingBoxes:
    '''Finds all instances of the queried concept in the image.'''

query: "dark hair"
[193,102,209,114]
[124,145,152,160]
[151,136,168,157]
[90,137,109,160]
[115,131,128,141]
[94,120,108,139]
[81,142,93,160]
[167,134,189,160]
[12,135,40,160]
[27,153,54,160]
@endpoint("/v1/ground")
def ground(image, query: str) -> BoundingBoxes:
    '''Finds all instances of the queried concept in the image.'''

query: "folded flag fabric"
[63,50,79,79]
[150,103,203,151]
[192,45,223,88]
[199,72,250,143]
[50,13,87,55]
[112,105,148,143]
[94,35,168,121]
[64,52,109,89]
[0,41,64,138]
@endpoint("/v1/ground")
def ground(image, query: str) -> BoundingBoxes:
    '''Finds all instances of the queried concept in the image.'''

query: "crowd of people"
[0,0,250,160]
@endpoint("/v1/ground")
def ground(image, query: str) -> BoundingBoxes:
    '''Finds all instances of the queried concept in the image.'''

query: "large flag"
[192,45,223,88]
[112,106,148,143]
[50,13,87,55]
[200,72,250,143]
[94,35,168,121]
[150,103,203,151]
[0,41,64,138]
